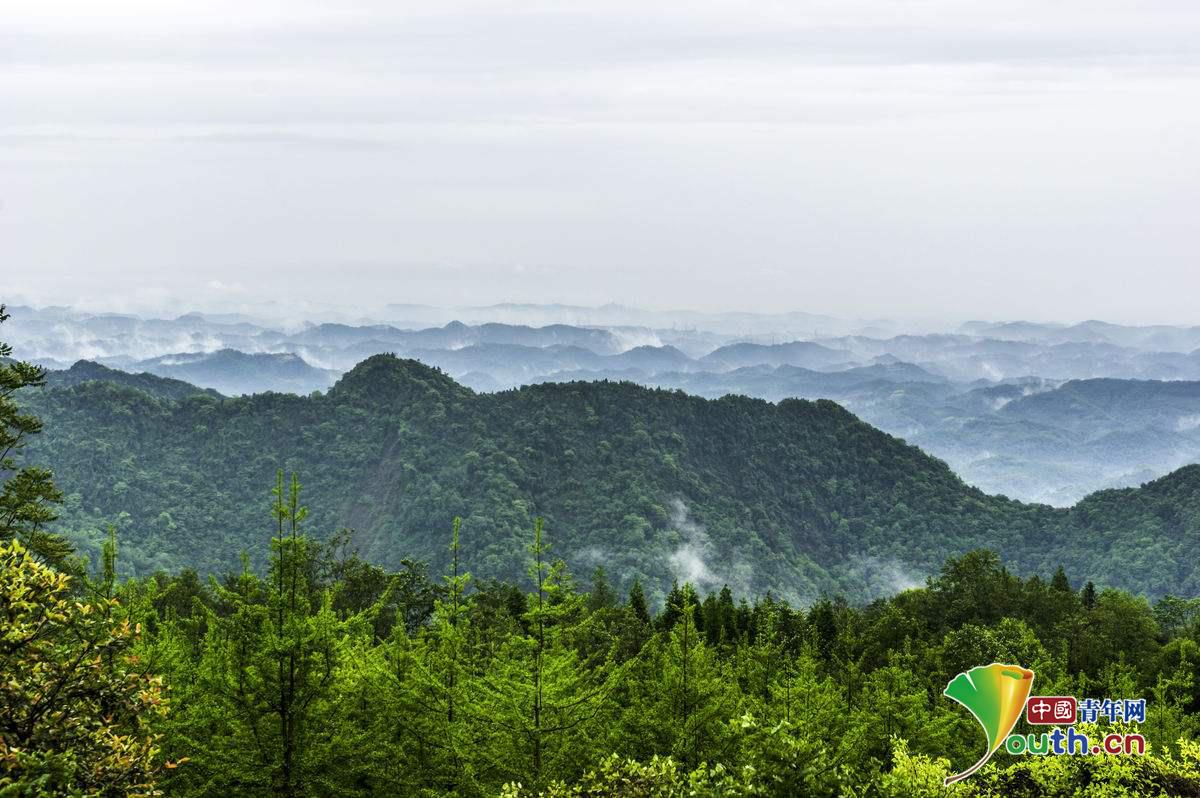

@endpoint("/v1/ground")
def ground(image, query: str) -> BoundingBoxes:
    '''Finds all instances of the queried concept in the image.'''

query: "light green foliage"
[470,519,620,791]
[13,510,1200,797]
[876,739,970,798]
[155,474,347,798]
[497,754,739,798]
[0,539,167,797]
[967,732,1200,797]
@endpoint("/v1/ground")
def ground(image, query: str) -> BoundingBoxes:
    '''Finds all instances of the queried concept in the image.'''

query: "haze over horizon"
[7,294,1200,334]
[5,0,1200,324]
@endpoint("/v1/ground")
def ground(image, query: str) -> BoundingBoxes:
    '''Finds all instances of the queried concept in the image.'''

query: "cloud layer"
[4,1,1199,321]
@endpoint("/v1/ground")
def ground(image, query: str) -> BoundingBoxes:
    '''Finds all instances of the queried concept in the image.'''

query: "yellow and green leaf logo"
[942,662,1035,785]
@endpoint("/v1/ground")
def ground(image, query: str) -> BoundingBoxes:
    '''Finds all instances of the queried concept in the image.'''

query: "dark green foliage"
[45,360,222,400]
[0,306,69,565]
[18,354,1200,602]
[627,578,651,626]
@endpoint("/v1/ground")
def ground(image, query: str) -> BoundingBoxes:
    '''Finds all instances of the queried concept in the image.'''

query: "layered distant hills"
[11,303,1200,505]
[18,355,1200,603]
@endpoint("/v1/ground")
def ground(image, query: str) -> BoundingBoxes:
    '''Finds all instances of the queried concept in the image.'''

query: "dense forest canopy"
[15,352,1200,605]
[7,491,1200,796]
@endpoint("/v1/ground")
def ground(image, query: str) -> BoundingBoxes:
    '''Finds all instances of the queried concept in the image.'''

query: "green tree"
[0,538,168,796]
[473,518,616,790]
[587,566,617,612]
[0,306,68,565]
[627,579,651,626]
[306,519,480,797]
[162,473,344,797]
[620,584,738,769]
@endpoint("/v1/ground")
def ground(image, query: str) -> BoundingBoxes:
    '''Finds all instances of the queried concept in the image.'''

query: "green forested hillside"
[18,354,1200,602]
[44,359,222,400]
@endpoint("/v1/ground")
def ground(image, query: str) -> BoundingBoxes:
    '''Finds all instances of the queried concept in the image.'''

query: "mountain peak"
[329,353,470,403]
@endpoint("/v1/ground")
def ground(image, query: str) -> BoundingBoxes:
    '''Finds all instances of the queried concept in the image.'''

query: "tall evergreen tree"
[163,473,344,797]
[0,305,68,565]
[350,516,481,795]
[587,566,617,611]
[474,518,616,790]
[619,584,737,769]
[627,578,651,626]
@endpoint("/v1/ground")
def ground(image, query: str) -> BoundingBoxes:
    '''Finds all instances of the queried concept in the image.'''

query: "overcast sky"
[3,1,1199,323]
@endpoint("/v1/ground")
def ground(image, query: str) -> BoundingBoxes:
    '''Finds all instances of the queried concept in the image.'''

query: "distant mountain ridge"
[960,319,1200,350]
[130,349,339,396]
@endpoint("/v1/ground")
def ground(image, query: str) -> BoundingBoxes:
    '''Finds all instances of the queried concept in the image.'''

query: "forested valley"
[5,307,1200,796]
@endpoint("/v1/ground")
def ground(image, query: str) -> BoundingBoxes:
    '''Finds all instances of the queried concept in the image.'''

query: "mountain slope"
[131,349,338,395]
[45,360,223,400]
[18,355,1200,602]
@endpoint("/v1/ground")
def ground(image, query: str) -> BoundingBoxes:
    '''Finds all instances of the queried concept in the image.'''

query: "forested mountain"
[20,354,1200,602]
[14,305,1200,504]
[44,359,222,400]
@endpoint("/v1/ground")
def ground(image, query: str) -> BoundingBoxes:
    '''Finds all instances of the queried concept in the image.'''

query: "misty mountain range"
[10,302,1200,505]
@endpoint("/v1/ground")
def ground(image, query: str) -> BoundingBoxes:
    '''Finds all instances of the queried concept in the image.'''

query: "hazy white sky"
[3,1,1199,323]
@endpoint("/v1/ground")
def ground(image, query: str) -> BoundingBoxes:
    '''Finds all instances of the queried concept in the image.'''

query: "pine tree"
[424,515,474,788]
[717,585,738,644]
[741,597,782,711]
[809,598,838,660]
[0,305,69,565]
[587,566,617,611]
[657,580,684,631]
[351,516,480,795]
[701,593,721,646]
[627,578,651,626]
[619,584,737,769]
[166,473,344,797]
[474,518,617,791]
